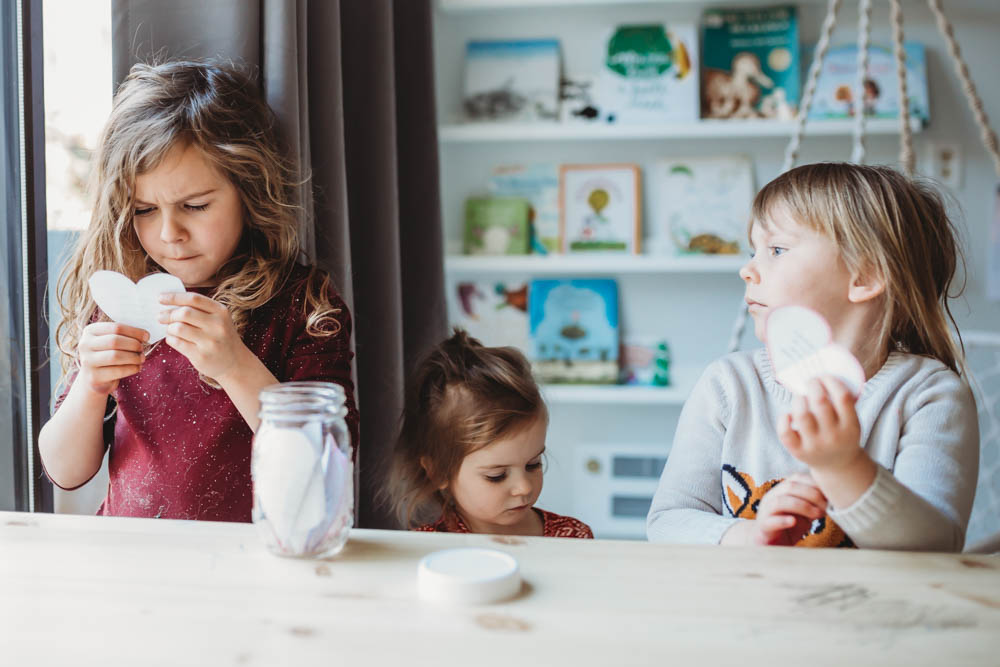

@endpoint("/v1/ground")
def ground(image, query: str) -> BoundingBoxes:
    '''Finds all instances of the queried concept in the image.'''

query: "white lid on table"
[417,548,521,605]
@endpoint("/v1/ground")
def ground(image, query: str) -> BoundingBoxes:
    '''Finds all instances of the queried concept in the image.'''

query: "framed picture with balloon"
[559,163,641,255]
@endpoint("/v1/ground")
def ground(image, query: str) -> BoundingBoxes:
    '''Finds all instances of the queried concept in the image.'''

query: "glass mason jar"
[251,381,353,558]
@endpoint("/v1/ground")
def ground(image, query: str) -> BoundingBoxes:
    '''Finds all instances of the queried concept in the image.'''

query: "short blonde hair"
[750,162,965,373]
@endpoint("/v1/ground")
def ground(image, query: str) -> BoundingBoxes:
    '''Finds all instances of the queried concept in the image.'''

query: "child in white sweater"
[647,163,979,551]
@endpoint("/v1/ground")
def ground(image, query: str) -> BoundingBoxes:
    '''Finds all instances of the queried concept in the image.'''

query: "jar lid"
[417,548,521,605]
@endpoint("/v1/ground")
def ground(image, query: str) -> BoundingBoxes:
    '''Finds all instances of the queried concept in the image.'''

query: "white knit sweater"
[647,348,979,551]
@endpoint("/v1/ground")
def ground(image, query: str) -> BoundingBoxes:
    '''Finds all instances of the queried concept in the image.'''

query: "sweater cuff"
[827,464,900,535]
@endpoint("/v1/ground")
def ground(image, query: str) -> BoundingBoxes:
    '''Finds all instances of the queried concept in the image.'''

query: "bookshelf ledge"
[438,118,923,143]
[541,383,688,405]
[445,254,746,275]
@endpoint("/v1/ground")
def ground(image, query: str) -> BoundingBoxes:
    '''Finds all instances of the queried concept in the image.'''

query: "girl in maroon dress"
[386,330,592,538]
[39,61,358,522]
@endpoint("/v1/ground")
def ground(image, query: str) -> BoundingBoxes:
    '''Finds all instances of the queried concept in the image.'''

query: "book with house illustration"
[489,163,561,254]
[529,278,619,384]
[646,155,754,256]
[806,42,929,124]
[700,5,799,120]
[450,280,530,352]
[463,197,531,255]
[463,39,561,122]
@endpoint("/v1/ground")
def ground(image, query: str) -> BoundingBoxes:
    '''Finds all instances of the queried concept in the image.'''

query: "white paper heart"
[766,306,866,396]
[88,271,186,343]
[254,426,322,548]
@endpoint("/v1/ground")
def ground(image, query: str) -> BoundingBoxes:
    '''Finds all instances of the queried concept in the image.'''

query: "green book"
[463,197,531,255]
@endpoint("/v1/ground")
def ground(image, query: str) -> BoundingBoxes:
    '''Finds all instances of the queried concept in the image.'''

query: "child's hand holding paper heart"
[778,376,864,471]
[77,322,149,395]
[158,292,249,382]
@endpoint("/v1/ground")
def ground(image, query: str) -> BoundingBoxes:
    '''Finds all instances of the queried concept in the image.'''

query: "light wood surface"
[1,511,998,666]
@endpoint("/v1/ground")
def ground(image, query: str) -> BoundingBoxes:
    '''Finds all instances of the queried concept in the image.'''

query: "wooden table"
[1,511,998,666]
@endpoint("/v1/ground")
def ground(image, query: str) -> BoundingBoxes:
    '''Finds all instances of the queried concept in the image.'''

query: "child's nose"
[739,259,759,284]
[510,475,532,497]
[159,211,187,244]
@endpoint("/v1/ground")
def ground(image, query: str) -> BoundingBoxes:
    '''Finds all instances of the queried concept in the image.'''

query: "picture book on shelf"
[806,42,929,124]
[450,280,530,351]
[463,39,561,122]
[560,164,641,254]
[701,5,800,120]
[646,156,754,256]
[591,24,699,124]
[489,164,561,254]
[463,197,531,255]
[529,278,619,384]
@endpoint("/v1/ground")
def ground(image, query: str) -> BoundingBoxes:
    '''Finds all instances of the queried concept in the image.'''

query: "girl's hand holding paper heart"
[778,376,878,510]
[778,376,863,471]
[77,322,149,395]
[159,292,248,382]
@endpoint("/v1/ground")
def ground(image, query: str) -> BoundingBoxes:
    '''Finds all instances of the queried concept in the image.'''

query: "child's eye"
[748,250,756,259]
[526,461,542,472]
[484,473,507,483]
[769,246,787,257]
[185,203,209,212]
[134,207,155,217]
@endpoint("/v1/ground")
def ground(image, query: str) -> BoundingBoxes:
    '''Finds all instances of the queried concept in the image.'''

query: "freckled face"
[133,143,244,287]
[449,416,546,534]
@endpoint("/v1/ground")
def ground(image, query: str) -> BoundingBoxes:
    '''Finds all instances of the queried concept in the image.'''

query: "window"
[1,0,47,512]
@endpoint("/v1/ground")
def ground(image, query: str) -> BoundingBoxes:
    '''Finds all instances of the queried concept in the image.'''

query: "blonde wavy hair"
[750,163,966,374]
[384,329,548,528]
[56,60,342,387]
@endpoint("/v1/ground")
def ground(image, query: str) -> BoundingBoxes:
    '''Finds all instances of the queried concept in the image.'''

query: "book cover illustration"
[463,197,531,255]
[620,338,671,386]
[463,39,561,122]
[646,156,754,256]
[450,281,530,351]
[807,42,929,124]
[560,164,641,254]
[590,24,699,124]
[701,6,799,120]
[489,163,560,254]
[529,279,619,384]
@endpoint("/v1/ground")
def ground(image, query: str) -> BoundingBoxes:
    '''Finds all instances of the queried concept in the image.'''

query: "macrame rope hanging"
[728,0,1000,353]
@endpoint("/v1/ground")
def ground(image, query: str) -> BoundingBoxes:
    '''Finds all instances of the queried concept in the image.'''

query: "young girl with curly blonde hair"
[40,61,359,522]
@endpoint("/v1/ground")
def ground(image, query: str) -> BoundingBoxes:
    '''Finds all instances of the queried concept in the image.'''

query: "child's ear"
[848,265,885,304]
[420,456,449,490]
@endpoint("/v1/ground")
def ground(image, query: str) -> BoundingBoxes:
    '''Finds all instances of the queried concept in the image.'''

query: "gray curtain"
[112,0,447,528]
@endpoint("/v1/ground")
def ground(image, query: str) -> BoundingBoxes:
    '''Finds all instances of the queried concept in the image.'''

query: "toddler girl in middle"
[387,330,593,538]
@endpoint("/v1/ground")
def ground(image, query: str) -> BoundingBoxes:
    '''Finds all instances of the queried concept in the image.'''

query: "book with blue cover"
[463,39,561,122]
[529,279,619,384]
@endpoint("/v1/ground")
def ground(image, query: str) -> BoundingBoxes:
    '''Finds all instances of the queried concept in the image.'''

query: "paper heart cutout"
[766,306,865,396]
[88,271,186,343]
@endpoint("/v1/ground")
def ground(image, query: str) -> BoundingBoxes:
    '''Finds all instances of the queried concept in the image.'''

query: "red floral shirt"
[416,506,593,539]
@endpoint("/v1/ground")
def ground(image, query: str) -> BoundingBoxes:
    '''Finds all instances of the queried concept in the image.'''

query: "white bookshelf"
[446,254,745,274]
[542,381,691,405]
[439,118,923,143]
[439,0,825,11]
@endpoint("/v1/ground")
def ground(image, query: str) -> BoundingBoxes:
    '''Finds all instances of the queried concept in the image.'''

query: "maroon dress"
[417,506,594,539]
[48,264,359,522]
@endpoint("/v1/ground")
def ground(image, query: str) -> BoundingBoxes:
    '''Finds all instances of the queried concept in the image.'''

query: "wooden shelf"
[445,254,746,275]
[439,118,923,143]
